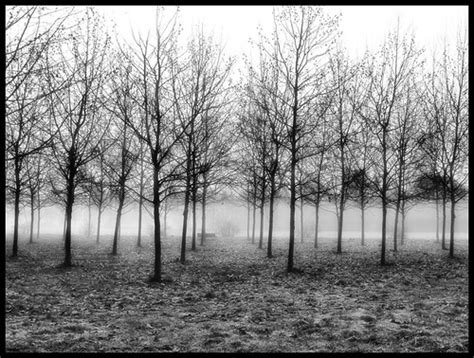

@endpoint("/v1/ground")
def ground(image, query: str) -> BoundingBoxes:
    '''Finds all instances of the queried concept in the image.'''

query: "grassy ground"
[5,232,468,352]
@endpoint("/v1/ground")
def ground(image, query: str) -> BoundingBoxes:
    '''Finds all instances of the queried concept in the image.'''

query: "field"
[5,233,468,353]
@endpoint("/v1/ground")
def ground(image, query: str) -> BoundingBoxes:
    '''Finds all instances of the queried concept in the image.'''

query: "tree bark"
[314,202,319,248]
[288,103,297,272]
[191,172,197,251]
[12,157,21,257]
[36,189,41,241]
[300,195,304,243]
[381,128,388,266]
[151,166,162,282]
[64,172,75,267]
[441,186,447,250]
[247,197,250,241]
[449,177,456,258]
[393,205,400,252]
[251,193,256,244]
[200,175,208,246]
[435,189,439,242]
[96,204,102,244]
[29,190,34,244]
[258,175,266,249]
[180,179,191,263]
[112,189,125,255]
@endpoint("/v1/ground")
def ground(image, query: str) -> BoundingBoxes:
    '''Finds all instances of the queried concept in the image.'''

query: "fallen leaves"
[5,234,468,352]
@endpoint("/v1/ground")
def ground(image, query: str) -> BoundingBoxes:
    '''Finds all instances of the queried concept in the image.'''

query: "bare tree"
[358,25,422,265]
[267,6,339,272]
[174,27,233,262]
[46,8,112,267]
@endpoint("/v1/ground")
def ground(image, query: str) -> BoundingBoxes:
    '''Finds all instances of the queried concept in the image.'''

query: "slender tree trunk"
[112,191,125,255]
[88,198,92,238]
[191,174,197,251]
[251,194,256,244]
[381,130,387,266]
[401,209,406,246]
[300,196,304,243]
[29,191,34,244]
[393,204,400,252]
[435,189,439,242]
[64,173,75,267]
[247,198,250,241]
[441,188,447,250]
[361,204,365,246]
[137,146,144,247]
[180,178,191,264]
[258,178,266,249]
[449,178,456,258]
[200,176,208,246]
[12,158,21,257]
[36,189,41,241]
[151,166,162,282]
[96,205,102,244]
[267,188,275,258]
[288,115,297,272]
[314,201,319,248]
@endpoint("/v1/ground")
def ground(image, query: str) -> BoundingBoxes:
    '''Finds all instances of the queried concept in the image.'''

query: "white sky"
[96,5,468,61]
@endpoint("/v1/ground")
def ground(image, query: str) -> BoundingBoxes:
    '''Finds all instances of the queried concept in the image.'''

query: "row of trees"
[236,8,468,268]
[6,6,468,281]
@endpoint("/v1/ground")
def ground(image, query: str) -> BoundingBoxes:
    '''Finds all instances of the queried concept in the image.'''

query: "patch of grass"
[5,234,468,352]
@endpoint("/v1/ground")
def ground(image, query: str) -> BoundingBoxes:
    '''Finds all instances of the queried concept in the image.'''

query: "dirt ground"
[5,232,468,352]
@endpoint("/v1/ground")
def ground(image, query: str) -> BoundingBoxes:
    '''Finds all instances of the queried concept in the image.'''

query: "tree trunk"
[300,196,304,243]
[151,167,162,282]
[112,190,125,255]
[96,205,102,244]
[288,116,297,272]
[137,141,144,247]
[29,190,34,244]
[64,173,75,267]
[441,188,447,250]
[267,174,276,258]
[88,198,92,238]
[251,195,256,244]
[314,201,319,248]
[449,179,456,258]
[258,178,266,249]
[36,189,41,241]
[381,130,387,266]
[361,204,365,246]
[401,210,406,246]
[191,175,197,251]
[200,176,208,246]
[12,157,21,257]
[247,197,250,241]
[435,189,439,242]
[393,204,400,252]
[180,179,191,264]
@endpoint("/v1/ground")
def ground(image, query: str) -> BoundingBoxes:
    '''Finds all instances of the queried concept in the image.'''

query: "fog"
[5,199,468,243]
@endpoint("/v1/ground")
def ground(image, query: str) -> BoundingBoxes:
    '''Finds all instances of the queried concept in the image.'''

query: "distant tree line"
[5,6,468,281]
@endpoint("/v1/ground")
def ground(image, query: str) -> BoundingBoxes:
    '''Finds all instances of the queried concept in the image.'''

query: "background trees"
[4,6,468,279]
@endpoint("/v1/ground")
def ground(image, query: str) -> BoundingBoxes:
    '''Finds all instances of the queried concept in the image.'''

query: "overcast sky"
[95,5,468,60]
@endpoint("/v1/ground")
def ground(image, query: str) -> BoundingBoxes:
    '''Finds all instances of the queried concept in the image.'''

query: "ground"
[5,232,468,353]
